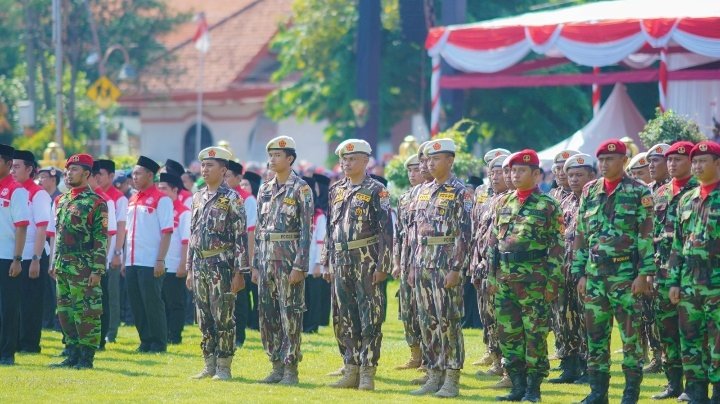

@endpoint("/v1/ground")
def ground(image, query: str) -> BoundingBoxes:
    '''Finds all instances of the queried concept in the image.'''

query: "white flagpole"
[195,50,204,158]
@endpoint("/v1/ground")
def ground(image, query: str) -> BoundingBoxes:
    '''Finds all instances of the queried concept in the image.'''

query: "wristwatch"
[13,256,22,262]
[113,250,123,257]
[32,255,40,261]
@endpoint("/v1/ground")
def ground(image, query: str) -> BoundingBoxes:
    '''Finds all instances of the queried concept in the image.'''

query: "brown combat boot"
[435,369,461,398]
[410,369,443,395]
[278,363,299,385]
[643,350,663,374]
[327,365,344,377]
[329,364,359,388]
[358,366,376,390]
[473,350,497,366]
[212,356,233,381]
[259,361,284,384]
[190,354,216,379]
[411,369,429,385]
[395,345,421,370]
[491,372,514,389]
[484,356,504,377]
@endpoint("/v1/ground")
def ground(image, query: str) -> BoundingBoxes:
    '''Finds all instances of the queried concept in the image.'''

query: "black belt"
[499,250,547,264]
[590,254,631,265]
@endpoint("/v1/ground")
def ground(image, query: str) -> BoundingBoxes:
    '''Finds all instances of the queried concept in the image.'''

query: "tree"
[638,108,706,148]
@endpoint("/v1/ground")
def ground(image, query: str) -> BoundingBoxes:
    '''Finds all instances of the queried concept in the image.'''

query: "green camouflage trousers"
[495,281,550,376]
[584,276,643,374]
[258,260,305,365]
[333,262,385,367]
[478,280,500,355]
[640,292,662,353]
[398,271,421,347]
[554,276,587,358]
[415,267,464,370]
[193,262,236,358]
[57,270,103,348]
[654,284,683,371]
[677,284,720,383]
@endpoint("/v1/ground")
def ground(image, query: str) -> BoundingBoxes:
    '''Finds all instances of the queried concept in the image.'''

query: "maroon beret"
[690,141,720,159]
[596,139,627,157]
[65,153,94,169]
[665,141,694,157]
[508,149,539,167]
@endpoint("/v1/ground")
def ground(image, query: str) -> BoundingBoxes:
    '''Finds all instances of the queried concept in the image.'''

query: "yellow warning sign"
[87,76,121,109]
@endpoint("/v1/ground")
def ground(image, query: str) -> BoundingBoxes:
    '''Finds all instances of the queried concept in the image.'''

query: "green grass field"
[1,281,666,402]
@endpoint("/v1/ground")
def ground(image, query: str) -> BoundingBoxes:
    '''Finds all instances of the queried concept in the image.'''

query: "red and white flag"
[192,12,210,53]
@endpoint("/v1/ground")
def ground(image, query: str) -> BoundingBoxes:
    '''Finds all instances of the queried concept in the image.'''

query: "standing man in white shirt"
[0,144,29,365]
[158,172,190,344]
[94,159,128,344]
[126,156,173,353]
[11,150,52,354]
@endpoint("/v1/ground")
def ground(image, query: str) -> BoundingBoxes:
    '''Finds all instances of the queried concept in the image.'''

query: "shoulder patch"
[641,196,653,208]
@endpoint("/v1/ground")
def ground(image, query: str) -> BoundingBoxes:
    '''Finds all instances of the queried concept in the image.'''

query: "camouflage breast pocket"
[280,198,298,220]
[655,202,668,223]
[349,199,369,221]
[707,211,720,239]
[614,209,637,231]
[584,205,601,232]
[208,206,229,231]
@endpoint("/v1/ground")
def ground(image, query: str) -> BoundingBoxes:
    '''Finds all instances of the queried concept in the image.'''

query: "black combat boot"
[549,354,581,384]
[74,346,96,369]
[50,344,79,368]
[686,381,709,404]
[497,371,527,402]
[579,372,609,404]
[712,383,719,404]
[521,374,543,402]
[652,367,683,400]
[620,369,643,404]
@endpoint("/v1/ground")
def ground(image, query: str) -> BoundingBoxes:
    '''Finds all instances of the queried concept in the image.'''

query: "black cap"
[468,175,483,189]
[95,159,115,173]
[136,156,160,174]
[370,174,388,187]
[165,159,185,176]
[228,160,243,176]
[159,173,184,190]
[13,149,36,162]
[0,144,15,157]
[312,173,330,186]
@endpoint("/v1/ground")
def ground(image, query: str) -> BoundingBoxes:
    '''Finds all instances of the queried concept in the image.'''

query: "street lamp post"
[95,45,134,156]
[52,0,63,148]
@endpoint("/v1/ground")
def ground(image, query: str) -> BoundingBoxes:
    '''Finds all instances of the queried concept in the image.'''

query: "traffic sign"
[87,76,121,109]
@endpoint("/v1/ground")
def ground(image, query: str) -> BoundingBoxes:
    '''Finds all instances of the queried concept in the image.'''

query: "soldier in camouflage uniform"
[50,154,108,370]
[650,141,696,400]
[253,136,313,385]
[470,151,509,377]
[572,139,655,404]
[548,154,596,384]
[187,147,249,381]
[409,138,471,398]
[668,141,720,403]
[321,139,393,391]
[486,149,563,403]
[392,153,423,371]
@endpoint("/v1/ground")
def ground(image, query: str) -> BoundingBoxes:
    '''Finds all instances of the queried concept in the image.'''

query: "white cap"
[483,148,510,164]
[425,139,456,156]
[563,153,595,172]
[199,146,233,161]
[404,154,419,168]
[337,139,372,157]
[628,152,649,169]
[266,135,296,151]
[647,143,670,158]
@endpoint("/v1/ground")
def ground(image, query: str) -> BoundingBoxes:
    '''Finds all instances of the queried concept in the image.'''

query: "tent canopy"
[537,83,646,169]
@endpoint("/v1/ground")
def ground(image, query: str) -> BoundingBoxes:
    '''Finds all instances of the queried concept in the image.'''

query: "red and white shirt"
[234,186,257,232]
[126,184,173,267]
[0,175,30,259]
[178,189,193,210]
[103,185,129,226]
[166,199,190,273]
[21,179,53,259]
[94,187,118,264]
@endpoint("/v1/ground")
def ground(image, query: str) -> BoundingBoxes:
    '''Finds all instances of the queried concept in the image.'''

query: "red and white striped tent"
[425,0,720,136]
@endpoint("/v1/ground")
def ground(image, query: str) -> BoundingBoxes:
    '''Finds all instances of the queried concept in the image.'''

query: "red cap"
[508,149,540,167]
[596,139,627,157]
[65,153,94,169]
[690,141,720,159]
[665,141,694,157]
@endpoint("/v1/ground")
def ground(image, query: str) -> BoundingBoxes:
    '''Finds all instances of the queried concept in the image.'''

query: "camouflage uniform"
[548,185,572,355]
[321,175,393,367]
[654,178,697,376]
[488,190,563,378]
[669,182,720,398]
[414,176,472,371]
[255,172,314,365]
[188,185,249,359]
[549,186,572,202]
[54,187,108,348]
[571,176,655,390]
[395,187,421,349]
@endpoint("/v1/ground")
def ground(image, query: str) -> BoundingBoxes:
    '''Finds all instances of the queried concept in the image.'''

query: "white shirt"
[308,211,326,275]
[95,188,117,265]
[0,175,30,260]
[166,200,190,273]
[245,195,257,232]
[125,185,173,267]
[21,179,52,259]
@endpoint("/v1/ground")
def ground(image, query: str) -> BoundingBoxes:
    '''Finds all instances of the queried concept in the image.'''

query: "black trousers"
[234,287,249,344]
[42,267,58,329]
[245,274,259,330]
[162,274,187,343]
[18,254,49,352]
[126,266,167,347]
[99,270,109,347]
[462,276,482,329]
[184,288,195,325]
[318,278,331,326]
[303,276,324,332]
[0,259,21,359]
[120,272,134,325]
